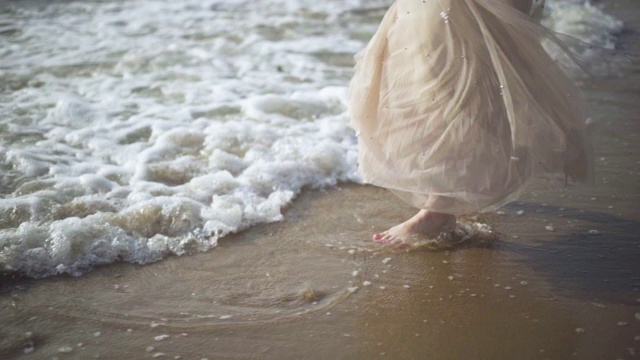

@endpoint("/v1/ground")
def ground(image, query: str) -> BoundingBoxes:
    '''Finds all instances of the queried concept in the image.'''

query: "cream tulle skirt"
[349,0,594,215]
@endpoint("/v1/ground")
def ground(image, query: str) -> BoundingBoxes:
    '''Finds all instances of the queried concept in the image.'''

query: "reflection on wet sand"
[1,182,639,359]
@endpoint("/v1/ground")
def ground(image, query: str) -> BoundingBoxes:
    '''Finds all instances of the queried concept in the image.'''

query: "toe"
[381,234,395,244]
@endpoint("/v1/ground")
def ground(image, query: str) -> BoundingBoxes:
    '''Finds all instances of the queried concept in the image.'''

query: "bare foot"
[373,210,456,246]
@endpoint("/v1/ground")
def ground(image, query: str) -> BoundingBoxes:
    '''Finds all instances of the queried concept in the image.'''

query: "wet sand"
[2,1,640,359]
[1,176,639,360]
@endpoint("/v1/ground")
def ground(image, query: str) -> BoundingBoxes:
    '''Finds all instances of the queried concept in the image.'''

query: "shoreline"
[1,183,639,359]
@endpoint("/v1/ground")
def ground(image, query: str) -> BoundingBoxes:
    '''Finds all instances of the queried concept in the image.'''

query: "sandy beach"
[1,176,639,359]
[2,0,640,359]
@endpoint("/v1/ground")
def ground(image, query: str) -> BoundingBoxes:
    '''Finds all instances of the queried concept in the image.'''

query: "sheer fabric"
[349,0,593,215]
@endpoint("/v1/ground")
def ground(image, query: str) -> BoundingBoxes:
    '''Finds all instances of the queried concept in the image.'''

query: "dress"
[349,0,594,215]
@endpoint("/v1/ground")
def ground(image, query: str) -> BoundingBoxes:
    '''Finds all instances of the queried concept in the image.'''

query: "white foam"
[0,0,622,277]
[543,0,625,75]
[544,0,623,50]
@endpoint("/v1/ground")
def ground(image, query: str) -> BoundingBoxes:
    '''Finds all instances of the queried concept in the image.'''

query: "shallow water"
[0,0,629,277]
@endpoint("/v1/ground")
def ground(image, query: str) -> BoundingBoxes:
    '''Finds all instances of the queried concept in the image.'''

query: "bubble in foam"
[58,346,73,353]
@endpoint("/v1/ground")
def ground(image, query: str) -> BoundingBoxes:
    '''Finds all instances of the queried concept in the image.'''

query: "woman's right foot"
[373,210,456,246]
